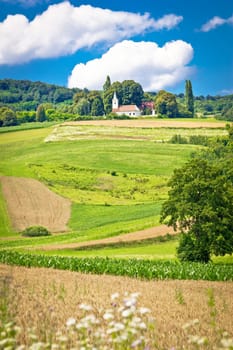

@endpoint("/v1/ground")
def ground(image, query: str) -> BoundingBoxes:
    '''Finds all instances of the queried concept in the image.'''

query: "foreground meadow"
[1,264,233,349]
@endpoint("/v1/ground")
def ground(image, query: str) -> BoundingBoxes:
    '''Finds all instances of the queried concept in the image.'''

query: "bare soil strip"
[41,224,175,250]
[0,176,71,232]
[63,120,226,129]
[1,264,232,349]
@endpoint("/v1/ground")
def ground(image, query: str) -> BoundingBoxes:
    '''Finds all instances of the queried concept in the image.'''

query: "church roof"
[113,105,140,112]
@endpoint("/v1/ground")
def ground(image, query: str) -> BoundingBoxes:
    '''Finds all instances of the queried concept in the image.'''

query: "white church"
[112,92,142,117]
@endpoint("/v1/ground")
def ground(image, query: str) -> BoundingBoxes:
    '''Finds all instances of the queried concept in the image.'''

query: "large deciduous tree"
[76,98,91,116]
[91,96,104,116]
[0,106,17,126]
[121,80,144,106]
[160,125,233,262]
[155,90,178,118]
[36,104,47,122]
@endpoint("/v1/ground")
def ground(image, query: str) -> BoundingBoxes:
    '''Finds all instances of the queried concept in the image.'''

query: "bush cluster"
[21,226,51,237]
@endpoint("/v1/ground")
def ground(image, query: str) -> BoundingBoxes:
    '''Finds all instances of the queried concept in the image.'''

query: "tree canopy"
[155,90,178,118]
[0,106,17,126]
[160,125,233,262]
[36,104,47,122]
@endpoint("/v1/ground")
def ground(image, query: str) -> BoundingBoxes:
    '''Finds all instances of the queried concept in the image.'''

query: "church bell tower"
[112,91,119,110]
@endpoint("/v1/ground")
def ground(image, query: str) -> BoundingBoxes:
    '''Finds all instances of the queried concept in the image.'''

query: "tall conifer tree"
[185,80,194,117]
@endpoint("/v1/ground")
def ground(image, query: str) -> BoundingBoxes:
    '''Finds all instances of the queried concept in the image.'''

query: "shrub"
[21,226,51,237]
[169,134,188,144]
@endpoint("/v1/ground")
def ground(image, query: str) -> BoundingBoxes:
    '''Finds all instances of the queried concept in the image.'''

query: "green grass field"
[0,121,231,264]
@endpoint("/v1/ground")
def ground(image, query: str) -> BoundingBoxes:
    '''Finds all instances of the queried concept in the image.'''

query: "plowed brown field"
[0,176,71,232]
[41,224,175,250]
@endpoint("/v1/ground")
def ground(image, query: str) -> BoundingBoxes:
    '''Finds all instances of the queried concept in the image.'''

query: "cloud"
[200,15,233,32]
[68,40,194,91]
[0,1,183,65]
[218,89,233,96]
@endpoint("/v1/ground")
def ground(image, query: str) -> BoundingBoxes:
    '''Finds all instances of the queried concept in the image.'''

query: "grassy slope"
[0,127,197,243]
[0,183,14,237]
[1,122,231,265]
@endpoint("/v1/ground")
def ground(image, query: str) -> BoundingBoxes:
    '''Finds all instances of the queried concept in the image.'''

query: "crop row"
[0,250,232,281]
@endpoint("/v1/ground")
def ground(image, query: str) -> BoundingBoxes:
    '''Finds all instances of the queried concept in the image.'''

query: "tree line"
[0,78,232,127]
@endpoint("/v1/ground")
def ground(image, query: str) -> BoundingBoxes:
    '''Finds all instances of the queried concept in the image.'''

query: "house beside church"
[112,92,142,117]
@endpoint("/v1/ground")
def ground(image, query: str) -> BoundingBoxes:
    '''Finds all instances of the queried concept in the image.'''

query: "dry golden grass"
[63,120,227,129]
[1,264,232,349]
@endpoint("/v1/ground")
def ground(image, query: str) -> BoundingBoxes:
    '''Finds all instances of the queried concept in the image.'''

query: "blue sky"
[0,0,232,96]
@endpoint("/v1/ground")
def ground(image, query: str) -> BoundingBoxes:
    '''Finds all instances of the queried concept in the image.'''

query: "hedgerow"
[0,250,232,281]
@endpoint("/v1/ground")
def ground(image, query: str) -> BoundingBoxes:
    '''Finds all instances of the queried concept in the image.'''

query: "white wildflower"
[51,345,59,350]
[197,337,208,345]
[114,322,125,331]
[113,335,127,344]
[66,317,76,327]
[221,338,233,348]
[106,328,116,335]
[138,322,147,330]
[122,308,134,318]
[131,339,142,347]
[124,297,137,307]
[192,319,199,325]
[29,342,45,350]
[76,321,89,330]
[130,292,140,298]
[103,312,114,320]
[188,335,202,344]
[111,293,120,300]
[57,335,68,343]
[139,307,151,315]
[84,314,99,325]
[79,303,93,311]
[29,334,38,341]
[222,332,229,338]
[182,321,191,330]
[16,346,26,350]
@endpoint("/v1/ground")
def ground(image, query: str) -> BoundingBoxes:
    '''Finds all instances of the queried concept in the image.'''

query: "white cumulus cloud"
[200,15,233,32]
[0,1,183,65]
[68,40,194,91]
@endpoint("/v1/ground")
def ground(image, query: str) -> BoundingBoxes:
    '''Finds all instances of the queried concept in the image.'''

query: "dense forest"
[0,78,232,127]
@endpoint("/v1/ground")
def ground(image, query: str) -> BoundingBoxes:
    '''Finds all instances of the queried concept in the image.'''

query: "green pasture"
[0,125,197,240]
[0,184,13,237]
[0,121,231,266]
[33,240,179,259]
[25,241,233,264]
[0,121,57,134]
